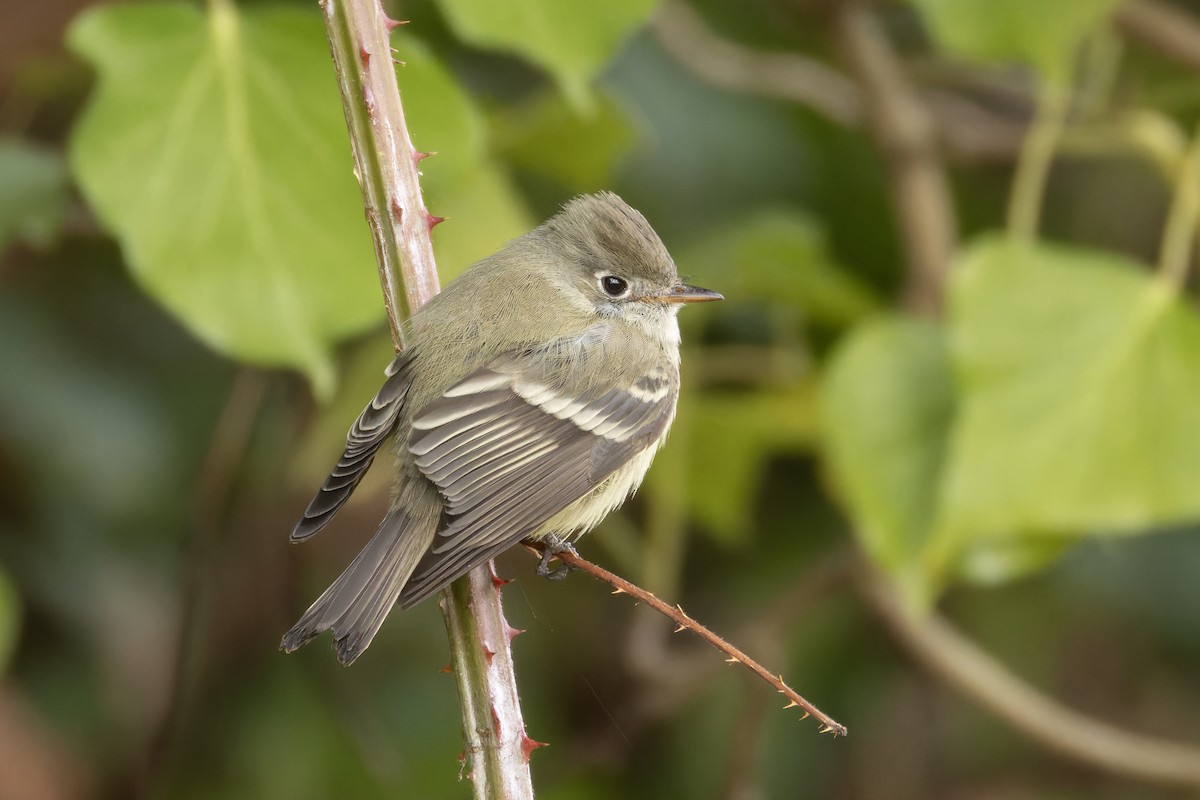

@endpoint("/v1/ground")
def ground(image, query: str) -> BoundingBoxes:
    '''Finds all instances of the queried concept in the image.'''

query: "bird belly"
[534,444,659,540]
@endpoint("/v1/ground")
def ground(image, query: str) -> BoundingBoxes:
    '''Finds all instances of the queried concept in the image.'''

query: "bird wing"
[290,353,413,542]
[399,349,676,606]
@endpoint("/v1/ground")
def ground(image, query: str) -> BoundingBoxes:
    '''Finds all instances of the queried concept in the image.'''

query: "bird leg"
[535,535,579,581]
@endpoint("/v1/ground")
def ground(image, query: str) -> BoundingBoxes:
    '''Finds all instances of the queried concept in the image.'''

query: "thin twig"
[654,0,1028,164]
[320,1,534,796]
[831,1,955,315]
[525,543,848,737]
[856,564,1200,790]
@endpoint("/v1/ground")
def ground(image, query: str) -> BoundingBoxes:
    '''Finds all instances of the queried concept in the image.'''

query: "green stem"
[1157,122,1200,290]
[320,1,534,797]
[1007,80,1070,243]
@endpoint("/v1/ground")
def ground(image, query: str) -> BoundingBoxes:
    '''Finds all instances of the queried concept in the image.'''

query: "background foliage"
[4,0,1200,797]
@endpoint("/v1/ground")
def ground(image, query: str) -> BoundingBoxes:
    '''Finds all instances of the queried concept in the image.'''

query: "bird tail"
[280,505,435,665]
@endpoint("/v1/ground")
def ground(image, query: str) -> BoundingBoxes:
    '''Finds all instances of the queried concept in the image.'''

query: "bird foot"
[535,536,579,581]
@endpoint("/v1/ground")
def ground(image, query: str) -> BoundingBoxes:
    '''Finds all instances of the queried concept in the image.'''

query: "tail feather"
[281,505,435,664]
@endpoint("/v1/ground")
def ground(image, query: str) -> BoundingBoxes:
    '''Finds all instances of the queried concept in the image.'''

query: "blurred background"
[4,0,1200,798]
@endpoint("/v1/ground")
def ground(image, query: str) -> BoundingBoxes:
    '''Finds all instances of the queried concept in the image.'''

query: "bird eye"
[600,275,629,297]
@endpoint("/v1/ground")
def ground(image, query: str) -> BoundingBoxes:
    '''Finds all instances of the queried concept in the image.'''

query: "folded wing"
[398,351,676,606]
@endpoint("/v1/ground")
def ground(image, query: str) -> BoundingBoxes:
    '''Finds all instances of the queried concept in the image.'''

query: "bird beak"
[655,284,724,304]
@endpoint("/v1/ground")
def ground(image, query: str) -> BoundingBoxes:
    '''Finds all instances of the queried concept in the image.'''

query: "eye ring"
[600,275,629,297]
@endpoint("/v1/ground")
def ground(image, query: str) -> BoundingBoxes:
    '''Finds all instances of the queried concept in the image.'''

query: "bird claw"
[535,537,579,581]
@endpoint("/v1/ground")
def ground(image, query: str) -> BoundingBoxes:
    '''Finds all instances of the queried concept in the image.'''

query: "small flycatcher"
[282,192,721,664]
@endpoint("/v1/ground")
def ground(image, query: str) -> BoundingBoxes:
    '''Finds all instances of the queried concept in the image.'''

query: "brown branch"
[652,0,863,127]
[525,543,847,737]
[856,564,1200,790]
[1116,0,1200,76]
[831,1,956,315]
[653,0,1027,163]
[320,1,533,796]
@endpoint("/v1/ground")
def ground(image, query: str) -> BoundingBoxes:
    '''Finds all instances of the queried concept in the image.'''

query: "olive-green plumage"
[282,192,720,664]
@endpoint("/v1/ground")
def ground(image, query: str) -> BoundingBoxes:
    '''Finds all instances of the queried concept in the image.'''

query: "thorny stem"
[527,543,848,737]
[321,0,439,344]
[320,1,534,797]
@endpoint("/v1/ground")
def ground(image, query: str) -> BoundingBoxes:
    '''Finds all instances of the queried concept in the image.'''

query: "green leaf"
[819,316,954,605]
[0,137,70,250]
[940,237,1200,539]
[427,167,534,281]
[912,0,1120,79]
[680,210,878,328]
[391,34,483,186]
[493,90,635,192]
[393,33,534,277]
[664,382,820,544]
[955,536,1079,586]
[69,3,378,397]
[433,0,659,110]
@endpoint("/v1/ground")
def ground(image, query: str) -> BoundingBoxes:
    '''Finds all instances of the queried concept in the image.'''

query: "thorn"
[439,663,452,674]
[505,624,525,641]
[390,196,404,224]
[818,724,835,735]
[724,656,740,664]
[426,212,446,231]
[383,16,409,30]
[799,711,810,720]
[673,623,686,633]
[611,587,626,595]
[491,572,511,589]
[491,707,502,737]
[483,645,495,665]
[359,45,371,67]
[413,150,436,164]
[783,700,798,709]
[521,734,549,762]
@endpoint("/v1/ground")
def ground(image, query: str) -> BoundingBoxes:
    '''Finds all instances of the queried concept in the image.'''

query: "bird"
[281,191,722,664]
